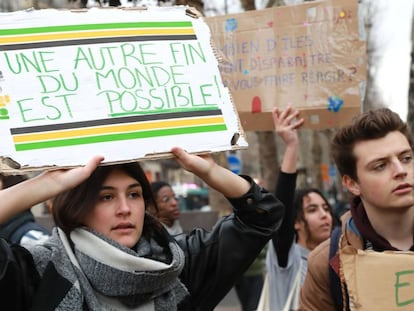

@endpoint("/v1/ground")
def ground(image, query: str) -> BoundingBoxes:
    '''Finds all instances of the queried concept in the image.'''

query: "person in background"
[235,105,303,311]
[0,173,50,246]
[151,180,184,235]
[259,106,334,311]
[234,245,267,311]
[300,108,414,310]
[0,147,285,311]
[44,198,54,214]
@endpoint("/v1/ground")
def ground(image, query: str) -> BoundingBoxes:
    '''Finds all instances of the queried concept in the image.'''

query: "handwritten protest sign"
[0,7,246,172]
[205,0,366,130]
[341,246,414,310]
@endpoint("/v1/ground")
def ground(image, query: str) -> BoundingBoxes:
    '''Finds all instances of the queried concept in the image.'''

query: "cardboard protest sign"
[0,7,246,172]
[205,0,366,131]
[341,246,414,310]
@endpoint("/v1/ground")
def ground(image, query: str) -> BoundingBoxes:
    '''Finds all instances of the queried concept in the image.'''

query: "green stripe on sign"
[14,124,227,151]
[0,22,193,36]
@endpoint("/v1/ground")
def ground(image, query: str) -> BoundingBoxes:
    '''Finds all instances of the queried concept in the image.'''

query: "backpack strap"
[0,211,50,244]
[329,226,349,311]
[10,221,50,244]
[0,211,34,242]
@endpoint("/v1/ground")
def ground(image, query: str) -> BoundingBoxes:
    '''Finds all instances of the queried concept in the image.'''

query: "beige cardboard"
[341,246,414,310]
[205,0,366,131]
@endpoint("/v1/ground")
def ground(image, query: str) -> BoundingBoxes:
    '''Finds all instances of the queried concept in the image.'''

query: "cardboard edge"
[185,6,203,18]
[239,106,362,131]
[69,5,200,16]
[0,144,249,175]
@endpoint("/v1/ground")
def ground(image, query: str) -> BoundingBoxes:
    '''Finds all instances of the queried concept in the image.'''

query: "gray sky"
[365,0,414,120]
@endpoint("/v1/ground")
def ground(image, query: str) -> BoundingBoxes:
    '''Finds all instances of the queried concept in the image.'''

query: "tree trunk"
[175,0,204,14]
[240,0,255,11]
[257,132,279,191]
[408,18,414,136]
[265,0,276,8]
[210,152,233,217]
[311,131,323,191]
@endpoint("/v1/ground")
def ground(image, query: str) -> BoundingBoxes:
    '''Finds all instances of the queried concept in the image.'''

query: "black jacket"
[0,176,284,311]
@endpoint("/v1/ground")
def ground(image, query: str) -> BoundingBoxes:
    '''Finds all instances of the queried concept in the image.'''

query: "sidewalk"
[214,287,241,311]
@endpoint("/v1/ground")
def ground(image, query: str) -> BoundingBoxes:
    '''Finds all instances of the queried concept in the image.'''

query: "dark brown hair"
[294,188,333,223]
[331,108,413,181]
[52,162,161,237]
[294,188,334,246]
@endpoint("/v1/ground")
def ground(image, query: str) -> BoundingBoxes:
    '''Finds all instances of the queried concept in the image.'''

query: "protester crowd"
[0,0,410,307]
[0,106,410,311]
[0,106,411,311]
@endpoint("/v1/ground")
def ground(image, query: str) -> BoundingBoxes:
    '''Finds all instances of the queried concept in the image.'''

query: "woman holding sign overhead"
[0,147,284,311]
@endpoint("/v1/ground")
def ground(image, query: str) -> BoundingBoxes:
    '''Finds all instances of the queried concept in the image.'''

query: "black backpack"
[0,210,50,244]
[329,226,350,311]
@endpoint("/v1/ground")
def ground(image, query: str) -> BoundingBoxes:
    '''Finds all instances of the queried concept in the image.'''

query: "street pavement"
[214,287,241,311]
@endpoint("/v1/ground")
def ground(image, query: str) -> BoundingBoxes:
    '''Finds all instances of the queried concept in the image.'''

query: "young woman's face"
[295,192,332,249]
[155,185,180,227]
[83,168,146,248]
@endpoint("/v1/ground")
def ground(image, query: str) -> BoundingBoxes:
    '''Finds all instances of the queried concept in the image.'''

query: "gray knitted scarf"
[34,227,188,311]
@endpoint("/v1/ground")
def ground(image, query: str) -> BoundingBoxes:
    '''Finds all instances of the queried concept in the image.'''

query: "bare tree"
[408,18,414,136]
[209,153,234,216]
[359,0,386,111]
[265,0,277,8]
[175,0,204,13]
[257,132,279,190]
[240,0,255,11]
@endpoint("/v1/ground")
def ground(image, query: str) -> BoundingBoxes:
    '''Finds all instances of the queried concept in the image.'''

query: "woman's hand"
[44,155,104,193]
[272,105,304,147]
[171,147,249,198]
[170,147,215,178]
[0,156,104,224]
[273,105,304,174]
